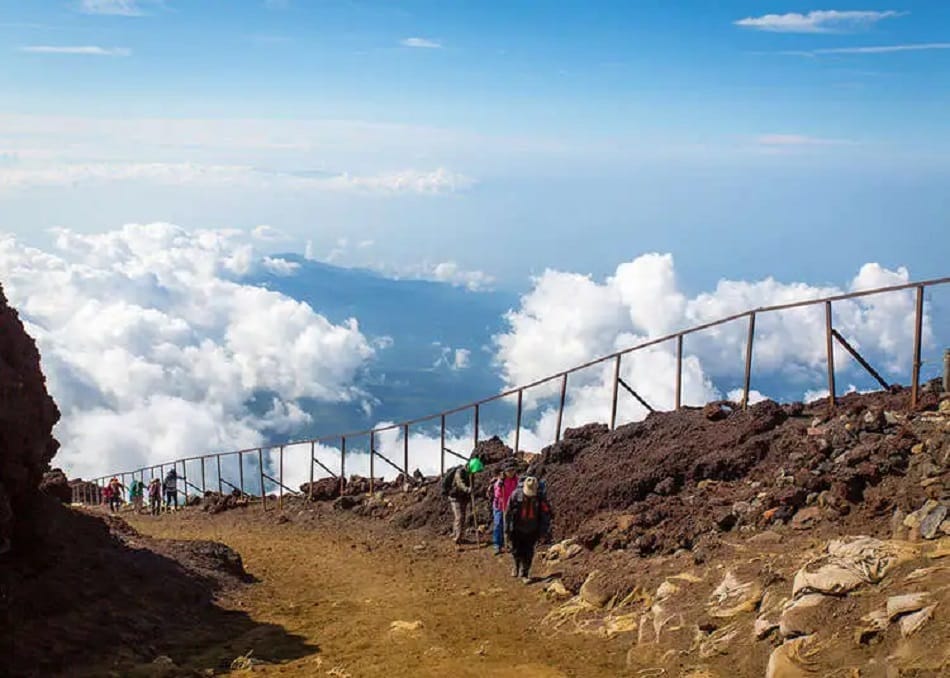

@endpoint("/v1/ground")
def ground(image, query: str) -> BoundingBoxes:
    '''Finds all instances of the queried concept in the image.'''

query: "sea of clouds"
[0,223,937,489]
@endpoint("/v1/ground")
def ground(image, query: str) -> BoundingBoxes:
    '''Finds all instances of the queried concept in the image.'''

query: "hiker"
[148,478,162,515]
[163,468,179,511]
[441,456,484,544]
[504,476,552,583]
[101,482,113,510]
[489,462,519,556]
[128,478,145,512]
[107,477,124,513]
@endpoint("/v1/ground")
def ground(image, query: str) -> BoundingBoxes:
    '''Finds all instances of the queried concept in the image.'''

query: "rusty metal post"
[742,312,756,409]
[403,424,409,480]
[340,436,346,496]
[610,355,621,430]
[943,348,950,393]
[369,431,375,494]
[911,285,924,407]
[200,457,206,494]
[514,389,523,455]
[473,404,480,448]
[556,373,567,442]
[278,445,284,511]
[309,441,315,500]
[216,455,223,494]
[238,453,244,495]
[258,448,266,511]
[825,301,836,408]
[675,335,683,410]
[180,462,187,505]
[440,414,446,477]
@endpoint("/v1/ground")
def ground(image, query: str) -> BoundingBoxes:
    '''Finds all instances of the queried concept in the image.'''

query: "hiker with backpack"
[488,462,519,556]
[106,477,124,513]
[128,477,145,513]
[148,478,162,515]
[504,476,552,583]
[441,456,484,544]
[163,468,179,511]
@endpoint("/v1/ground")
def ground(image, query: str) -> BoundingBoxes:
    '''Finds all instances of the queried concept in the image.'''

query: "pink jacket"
[492,476,519,511]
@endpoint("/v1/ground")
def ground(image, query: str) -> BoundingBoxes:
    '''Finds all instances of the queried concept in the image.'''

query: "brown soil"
[123,505,630,677]
[0,496,315,677]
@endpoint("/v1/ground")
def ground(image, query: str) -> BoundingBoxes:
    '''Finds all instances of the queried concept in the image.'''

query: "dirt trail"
[127,509,629,677]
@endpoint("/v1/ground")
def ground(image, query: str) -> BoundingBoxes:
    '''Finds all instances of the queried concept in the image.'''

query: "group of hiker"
[441,455,552,583]
[100,469,180,515]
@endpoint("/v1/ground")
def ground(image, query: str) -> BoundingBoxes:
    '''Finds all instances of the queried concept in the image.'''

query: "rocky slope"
[320,384,950,676]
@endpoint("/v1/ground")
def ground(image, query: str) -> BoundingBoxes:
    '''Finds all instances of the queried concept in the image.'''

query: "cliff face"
[0,283,60,548]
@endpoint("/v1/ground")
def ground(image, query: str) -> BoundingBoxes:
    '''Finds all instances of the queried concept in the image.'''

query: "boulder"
[792,537,917,597]
[579,570,612,608]
[766,635,822,677]
[39,468,72,503]
[790,506,822,531]
[299,476,342,501]
[707,571,763,618]
[900,604,936,638]
[886,592,932,619]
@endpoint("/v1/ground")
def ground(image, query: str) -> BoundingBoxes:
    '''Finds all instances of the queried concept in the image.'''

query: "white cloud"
[756,134,849,147]
[786,42,950,56]
[0,223,375,479]
[261,256,300,276]
[453,348,471,370]
[428,261,495,291]
[251,224,289,241]
[433,346,472,371]
[735,10,903,33]
[0,162,473,195]
[20,45,131,56]
[402,37,442,49]
[494,255,932,416]
[79,0,145,15]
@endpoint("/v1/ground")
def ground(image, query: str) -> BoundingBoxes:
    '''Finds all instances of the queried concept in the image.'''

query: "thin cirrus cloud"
[756,134,850,147]
[401,37,442,49]
[0,162,474,195]
[78,0,146,15]
[20,45,131,56]
[780,42,950,57]
[735,10,904,33]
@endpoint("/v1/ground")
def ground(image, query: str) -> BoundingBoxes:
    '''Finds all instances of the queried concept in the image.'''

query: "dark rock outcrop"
[0,283,61,547]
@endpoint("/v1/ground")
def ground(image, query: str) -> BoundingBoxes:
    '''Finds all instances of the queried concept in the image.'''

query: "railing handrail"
[87,275,950,481]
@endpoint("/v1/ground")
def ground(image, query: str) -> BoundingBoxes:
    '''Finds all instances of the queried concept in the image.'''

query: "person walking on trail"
[489,463,519,556]
[128,478,145,513]
[441,457,484,544]
[101,482,114,510]
[163,468,179,511]
[148,478,162,515]
[107,477,125,513]
[504,476,552,584]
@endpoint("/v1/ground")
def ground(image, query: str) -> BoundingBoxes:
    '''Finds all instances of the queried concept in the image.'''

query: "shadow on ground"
[0,496,316,677]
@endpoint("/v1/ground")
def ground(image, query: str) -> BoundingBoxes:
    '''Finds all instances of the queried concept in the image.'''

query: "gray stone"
[920,504,948,539]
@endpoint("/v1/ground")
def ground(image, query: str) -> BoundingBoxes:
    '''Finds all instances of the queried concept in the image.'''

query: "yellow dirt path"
[128,511,630,677]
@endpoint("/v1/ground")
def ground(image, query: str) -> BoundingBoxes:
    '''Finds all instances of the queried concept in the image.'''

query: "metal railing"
[73,276,950,509]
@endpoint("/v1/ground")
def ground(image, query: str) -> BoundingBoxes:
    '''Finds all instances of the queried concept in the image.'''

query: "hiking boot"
[511,564,520,578]
[521,576,532,585]
[493,546,502,556]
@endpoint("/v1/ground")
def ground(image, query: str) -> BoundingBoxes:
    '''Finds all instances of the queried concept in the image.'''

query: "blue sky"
[1,0,948,291]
